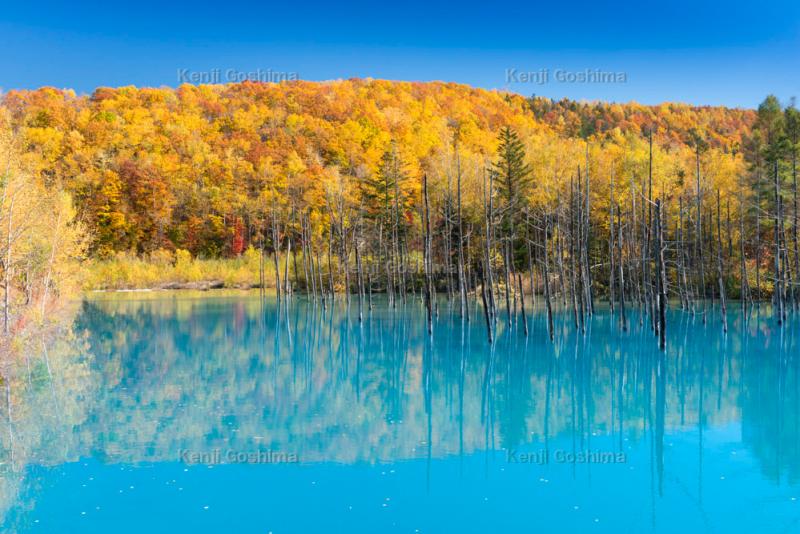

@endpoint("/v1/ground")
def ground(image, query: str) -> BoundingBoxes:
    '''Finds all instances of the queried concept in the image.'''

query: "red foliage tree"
[231,217,245,256]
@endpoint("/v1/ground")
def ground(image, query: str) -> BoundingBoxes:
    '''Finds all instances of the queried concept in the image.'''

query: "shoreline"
[88,280,265,292]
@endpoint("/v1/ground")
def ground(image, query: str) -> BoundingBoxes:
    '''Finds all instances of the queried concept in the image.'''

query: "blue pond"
[1,293,799,533]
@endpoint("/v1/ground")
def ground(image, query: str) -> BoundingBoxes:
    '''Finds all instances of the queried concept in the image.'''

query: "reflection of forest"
[0,317,98,522]
[1,295,799,516]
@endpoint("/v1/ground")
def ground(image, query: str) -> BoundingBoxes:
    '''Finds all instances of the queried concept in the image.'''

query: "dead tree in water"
[259,231,266,298]
[479,269,493,344]
[716,190,728,332]
[738,184,750,310]
[583,143,594,315]
[694,139,708,321]
[655,199,667,350]
[453,127,468,320]
[773,161,785,324]
[271,197,282,302]
[542,213,555,341]
[616,204,627,330]
[423,173,434,334]
[235,122,800,348]
[483,168,497,324]
[526,208,536,307]
[569,173,581,330]
[609,169,616,314]
[677,197,690,310]
[517,273,528,336]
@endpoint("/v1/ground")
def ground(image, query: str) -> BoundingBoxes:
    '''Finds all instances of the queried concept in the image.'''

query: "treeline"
[0,113,85,338]
[1,80,797,339]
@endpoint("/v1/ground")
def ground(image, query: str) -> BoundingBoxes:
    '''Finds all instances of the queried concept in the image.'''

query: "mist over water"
[1,293,799,533]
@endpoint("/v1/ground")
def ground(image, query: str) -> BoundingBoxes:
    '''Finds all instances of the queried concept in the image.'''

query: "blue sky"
[1,0,798,107]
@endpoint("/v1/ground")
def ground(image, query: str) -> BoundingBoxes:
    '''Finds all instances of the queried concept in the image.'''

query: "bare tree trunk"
[4,196,14,334]
[543,213,554,341]
[774,161,785,323]
[444,170,453,301]
[583,143,593,315]
[655,199,667,350]
[392,162,405,303]
[556,193,568,307]
[793,149,799,310]
[716,190,728,332]
[272,206,281,302]
[647,134,655,330]
[617,204,627,330]
[423,173,433,334]
[569,175,580,329]
[479,268,493,344]
[526,209,535,303]
[455,135,467,319]
[354,227,364,322]
[526,209,536,307]
[317,250,327,310]
[301,216,311,295]
[678,197,688,310]
[514,272,527,336]
[756,210,762,304]
[503,239,513,325]
[609,169,616,313]
[696,145,707,320]
[327,225,335,298]
[284,237,292,302]
[485,168,497,322]
[739,185,750,309]
[309,237,318,301]
[40,203,63,319]
[259,233,265,297]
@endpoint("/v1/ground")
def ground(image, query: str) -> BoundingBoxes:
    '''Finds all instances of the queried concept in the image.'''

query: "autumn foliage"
[0,80,756,260]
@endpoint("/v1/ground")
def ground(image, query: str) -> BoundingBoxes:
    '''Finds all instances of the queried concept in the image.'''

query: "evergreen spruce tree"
[491,126,533,268]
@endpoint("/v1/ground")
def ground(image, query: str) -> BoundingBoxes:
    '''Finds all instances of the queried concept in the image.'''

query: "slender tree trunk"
[756,210,762,304]
[284,237,292,302]
[455,136,467,319]
[739,185,750,309]
[485,168,497,322]
[617,204,627,330]
[355,227,364,322]
[479,268,493,344]
[792,149,799,310]
[543,213,554,341]
[583,143,594,315]
[423,173,433,334]
[517,273,528,336]
[526,209,535,306]
[4,196,15,334]
[40,204,63,319]
[716,190,728,332]
[655,199,667,350]
[272,208,282,301]
[774,161,784,323]
[327,225,335,298]
[609,169,616,313]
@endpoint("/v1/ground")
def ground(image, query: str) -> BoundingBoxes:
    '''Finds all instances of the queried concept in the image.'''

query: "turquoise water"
[2,294,799,533]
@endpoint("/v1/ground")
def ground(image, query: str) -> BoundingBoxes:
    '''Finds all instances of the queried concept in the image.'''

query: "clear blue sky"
[1,0,798,107]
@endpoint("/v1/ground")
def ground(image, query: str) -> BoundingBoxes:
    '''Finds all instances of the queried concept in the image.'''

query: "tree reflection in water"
[0,293,798,530]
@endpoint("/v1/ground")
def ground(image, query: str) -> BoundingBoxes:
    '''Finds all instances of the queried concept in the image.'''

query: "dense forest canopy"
[0,80,756,258]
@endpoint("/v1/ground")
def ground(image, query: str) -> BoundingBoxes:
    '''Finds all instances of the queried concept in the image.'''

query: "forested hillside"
[2,79,798,335]
[1,80,755,257]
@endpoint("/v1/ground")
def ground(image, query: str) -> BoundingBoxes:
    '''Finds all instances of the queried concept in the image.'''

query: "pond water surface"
[1,294,799,533]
